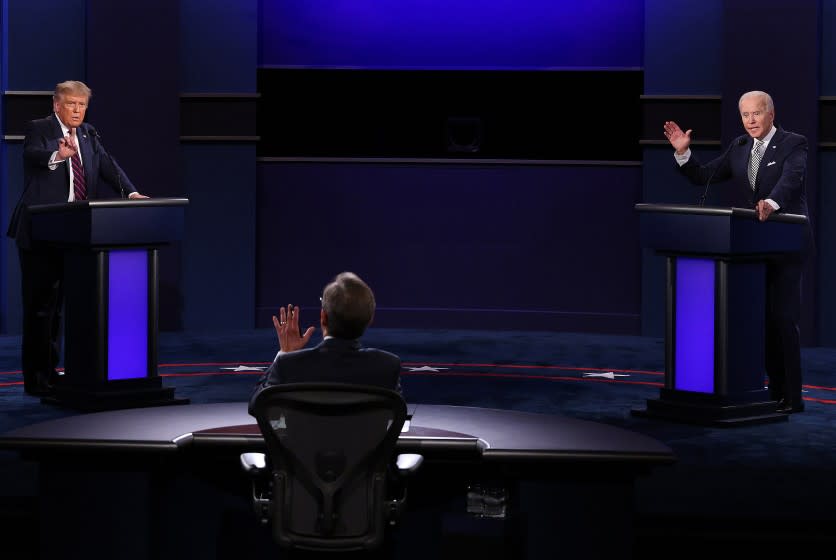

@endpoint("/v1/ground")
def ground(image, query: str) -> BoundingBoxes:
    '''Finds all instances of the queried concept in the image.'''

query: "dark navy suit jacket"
[248,337,402,415]
[7,114,137,248]
[679,127,813,254]
[679,128,810,216]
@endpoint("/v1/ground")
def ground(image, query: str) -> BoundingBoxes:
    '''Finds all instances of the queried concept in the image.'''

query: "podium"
[28,198,189,411]
[633,203,807,426]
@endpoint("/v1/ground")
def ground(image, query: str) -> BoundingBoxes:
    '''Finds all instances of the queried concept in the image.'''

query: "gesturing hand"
[273,304,315,353]
[57,129,79,161]
[663,121,692,155]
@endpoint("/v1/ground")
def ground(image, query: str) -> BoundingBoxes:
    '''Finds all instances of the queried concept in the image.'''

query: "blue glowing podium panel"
[633,204,807,426]
[28,198,189,411]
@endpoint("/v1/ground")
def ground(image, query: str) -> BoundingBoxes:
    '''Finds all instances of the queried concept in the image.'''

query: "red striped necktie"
[71,148,87,200]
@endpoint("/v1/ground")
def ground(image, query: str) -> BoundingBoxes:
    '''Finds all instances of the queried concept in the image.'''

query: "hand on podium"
[756,199,775,222]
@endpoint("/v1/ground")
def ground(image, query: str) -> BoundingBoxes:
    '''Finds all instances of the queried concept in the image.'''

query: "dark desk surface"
[0,402,674,467]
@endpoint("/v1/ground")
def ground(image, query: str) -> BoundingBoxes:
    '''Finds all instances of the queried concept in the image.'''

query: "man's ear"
[320,308,328,327]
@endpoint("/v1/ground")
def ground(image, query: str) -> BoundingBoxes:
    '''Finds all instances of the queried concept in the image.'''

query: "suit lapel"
[752,128,783,192]
[48,115,73,186]
[49,114,64,140]
[50,114,95,197]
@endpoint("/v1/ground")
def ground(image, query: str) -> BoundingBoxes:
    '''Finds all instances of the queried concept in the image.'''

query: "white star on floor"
[405,366,449,372]
[221,365,267,372]
[582,372,629,379]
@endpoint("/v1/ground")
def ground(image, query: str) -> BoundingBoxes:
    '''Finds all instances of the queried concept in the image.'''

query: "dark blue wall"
[4,0,85,89]
[179,0,257,331]
[0,0,5,333]
[643,0,722,94]
[819,0,836,347]
[256,162,642,333]
[721,0,820,345]
[1,0,87,335]
[87,0,183,329]
[181,0,257,93]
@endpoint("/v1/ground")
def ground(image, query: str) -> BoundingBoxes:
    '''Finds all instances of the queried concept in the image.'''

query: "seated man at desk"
[248,271,402,413]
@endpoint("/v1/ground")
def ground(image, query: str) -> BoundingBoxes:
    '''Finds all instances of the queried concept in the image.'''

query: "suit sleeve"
[247,357,281,416]
[22,121,59,169]
[766,136,807,210]
[677,146,734,186]
[392,356,403,395]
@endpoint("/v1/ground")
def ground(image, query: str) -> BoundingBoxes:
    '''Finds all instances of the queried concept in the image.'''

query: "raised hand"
[663,121,692,154]
[272,304,315,353]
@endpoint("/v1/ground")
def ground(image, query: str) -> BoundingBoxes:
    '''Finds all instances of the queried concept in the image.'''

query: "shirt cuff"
[674,149,691,166]
[765,198,779,210]
[48,151,63,170]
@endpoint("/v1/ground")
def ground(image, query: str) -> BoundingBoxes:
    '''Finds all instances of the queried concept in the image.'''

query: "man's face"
[53,93,89,130]
[739,96,774,140]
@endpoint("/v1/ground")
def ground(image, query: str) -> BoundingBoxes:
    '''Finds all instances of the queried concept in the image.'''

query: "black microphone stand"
[89,127,128,199]
[699,137,746,207]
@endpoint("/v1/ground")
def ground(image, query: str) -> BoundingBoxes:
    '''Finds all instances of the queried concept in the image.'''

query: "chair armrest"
[395,453,423,475]
[240,452,272,524]
[240,452,267,475]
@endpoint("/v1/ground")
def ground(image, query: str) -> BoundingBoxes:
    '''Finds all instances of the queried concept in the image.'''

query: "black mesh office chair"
[241,383,423,553]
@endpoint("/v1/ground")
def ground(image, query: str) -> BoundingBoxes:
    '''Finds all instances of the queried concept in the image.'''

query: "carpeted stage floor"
[1,327,835,557]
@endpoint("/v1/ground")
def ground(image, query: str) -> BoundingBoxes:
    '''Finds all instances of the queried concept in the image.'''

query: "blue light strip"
[674,258,714,393]
[260,0,644,69]
[107,250,148,380]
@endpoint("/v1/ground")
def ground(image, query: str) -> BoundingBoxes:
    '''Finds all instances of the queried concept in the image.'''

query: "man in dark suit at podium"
[6,80,148,397]
[663,90,812,413]
[248,271,402,414]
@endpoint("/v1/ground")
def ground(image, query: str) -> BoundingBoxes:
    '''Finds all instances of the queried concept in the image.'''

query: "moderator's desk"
[0,403,674,559]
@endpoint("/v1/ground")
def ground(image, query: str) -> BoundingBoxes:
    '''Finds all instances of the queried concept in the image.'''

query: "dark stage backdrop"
[6,1,833,344]
[254,2,646,335]
[255,162,643,333]
[258,69,642,161]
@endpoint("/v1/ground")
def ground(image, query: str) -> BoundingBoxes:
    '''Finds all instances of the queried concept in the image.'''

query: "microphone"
[698,136,748,207]
[88,126,128,199]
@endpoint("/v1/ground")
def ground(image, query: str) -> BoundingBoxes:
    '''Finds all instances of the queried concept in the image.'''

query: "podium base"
[42,380,189,412]
[632,396,788,427]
